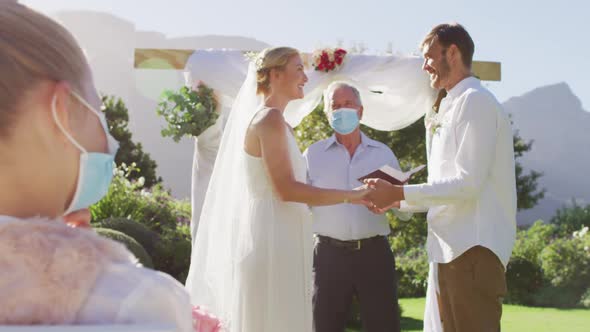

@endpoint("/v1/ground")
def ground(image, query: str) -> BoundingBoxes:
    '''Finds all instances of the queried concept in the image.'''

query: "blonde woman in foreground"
[0,3,192,330]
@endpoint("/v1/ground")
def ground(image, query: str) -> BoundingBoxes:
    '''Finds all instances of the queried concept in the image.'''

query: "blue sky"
[22,0,589,110]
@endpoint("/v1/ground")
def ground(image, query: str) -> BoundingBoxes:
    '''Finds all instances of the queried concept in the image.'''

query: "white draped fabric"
[184,49,439,331]
[183,49,436,130]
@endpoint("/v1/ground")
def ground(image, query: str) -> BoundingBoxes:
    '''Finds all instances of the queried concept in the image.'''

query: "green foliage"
[93,217,160,257]
[530,285,583,308]
[152,224,192,282]
[551,201,590,237]
[90,163,191,232]
[539,229,590,294]
[294,103,333,151]
[156,85,219,142]
[512,221,557,263]
[513,131,545,210]
[389,213,428,254]
[520,225,590,308]
[102,95,161,187]
[580,288,590,308]
[395,247,429,298]
[95,228,154,268]
[90,163,192,281]
[505,257,544,305]
[90,163,150,223]
[506,217,590,307]
[506,221,556,305]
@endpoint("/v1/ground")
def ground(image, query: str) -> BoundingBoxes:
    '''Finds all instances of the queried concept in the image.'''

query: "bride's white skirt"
[231,197,313,332]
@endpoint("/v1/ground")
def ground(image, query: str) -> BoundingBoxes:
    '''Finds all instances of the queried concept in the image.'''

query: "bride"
[186,47,369,332]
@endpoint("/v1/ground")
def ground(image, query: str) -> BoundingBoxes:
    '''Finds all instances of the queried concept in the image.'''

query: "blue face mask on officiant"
[329,108,360,135]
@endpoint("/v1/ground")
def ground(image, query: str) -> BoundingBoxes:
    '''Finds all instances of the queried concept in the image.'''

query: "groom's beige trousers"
[437,245,507,332]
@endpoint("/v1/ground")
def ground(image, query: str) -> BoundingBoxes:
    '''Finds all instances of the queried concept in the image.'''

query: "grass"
[346,298,590,332]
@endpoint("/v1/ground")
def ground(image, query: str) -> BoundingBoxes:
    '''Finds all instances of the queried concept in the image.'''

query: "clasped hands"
[352,179,405,214]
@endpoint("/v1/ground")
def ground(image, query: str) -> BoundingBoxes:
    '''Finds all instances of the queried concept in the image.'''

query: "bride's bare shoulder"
[249,107,285,132]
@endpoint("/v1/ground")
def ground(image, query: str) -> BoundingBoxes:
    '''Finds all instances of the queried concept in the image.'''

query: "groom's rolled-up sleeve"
[403,92,499,207]
[399,201,429,213]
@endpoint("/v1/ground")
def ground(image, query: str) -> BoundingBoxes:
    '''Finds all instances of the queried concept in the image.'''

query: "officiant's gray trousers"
[312,235,400,332]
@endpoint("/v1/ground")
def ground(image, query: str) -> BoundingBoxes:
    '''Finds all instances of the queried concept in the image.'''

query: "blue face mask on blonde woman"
[51,91,119,215]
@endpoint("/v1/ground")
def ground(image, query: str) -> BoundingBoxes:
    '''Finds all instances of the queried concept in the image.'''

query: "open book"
[358,164,426,185]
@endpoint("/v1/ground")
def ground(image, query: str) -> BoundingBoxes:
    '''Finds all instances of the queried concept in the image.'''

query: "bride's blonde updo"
[255,47,299,95]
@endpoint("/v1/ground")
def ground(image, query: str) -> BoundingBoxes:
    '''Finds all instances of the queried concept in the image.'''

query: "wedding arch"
[134,47,500,233]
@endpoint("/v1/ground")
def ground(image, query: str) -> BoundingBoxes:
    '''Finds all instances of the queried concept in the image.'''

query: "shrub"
[93,217,160,257]
[102,95,161,187]
[580,288,590,308]
[90,163,150,223]
[91,163,191,228]
[152,224,192,282]
[95,228,154,268]
[536,226,590,307]
[388,212,427,255]
[512,220,557,263]
[531,285,582,308]
[540,231,590,291]
[504,221,556,305]
[551,201,590,237]
[505,256,544,305]
[395,246,429,298]
[91,163,192,282]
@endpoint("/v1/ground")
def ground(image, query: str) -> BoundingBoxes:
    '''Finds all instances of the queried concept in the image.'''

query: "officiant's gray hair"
[323,81,362,113]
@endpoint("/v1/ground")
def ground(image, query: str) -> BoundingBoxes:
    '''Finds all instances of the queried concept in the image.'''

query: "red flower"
[313,48,347,72]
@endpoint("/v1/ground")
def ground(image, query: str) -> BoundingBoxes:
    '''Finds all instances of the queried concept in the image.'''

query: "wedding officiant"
[304,81,409,332]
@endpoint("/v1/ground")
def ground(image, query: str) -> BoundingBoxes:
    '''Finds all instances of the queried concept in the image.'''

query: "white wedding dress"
[233,114,313,332]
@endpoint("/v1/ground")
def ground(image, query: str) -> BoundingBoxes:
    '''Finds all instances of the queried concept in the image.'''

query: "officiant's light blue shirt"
[304,132,400,241]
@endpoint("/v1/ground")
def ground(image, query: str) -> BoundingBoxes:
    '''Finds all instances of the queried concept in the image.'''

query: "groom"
[365,23,517,331]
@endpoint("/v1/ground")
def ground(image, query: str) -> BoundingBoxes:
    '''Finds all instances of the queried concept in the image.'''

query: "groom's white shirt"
[402,77,517,267]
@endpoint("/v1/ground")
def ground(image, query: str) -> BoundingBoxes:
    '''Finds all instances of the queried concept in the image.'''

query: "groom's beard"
[432,56,451,89]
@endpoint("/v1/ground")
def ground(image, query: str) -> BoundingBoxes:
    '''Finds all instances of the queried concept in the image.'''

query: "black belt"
[317,235,385,250]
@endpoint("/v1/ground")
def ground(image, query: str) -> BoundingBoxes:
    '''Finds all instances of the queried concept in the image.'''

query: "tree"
[550,201,590,236]
[513,131,545,210]
[101,95,162,187]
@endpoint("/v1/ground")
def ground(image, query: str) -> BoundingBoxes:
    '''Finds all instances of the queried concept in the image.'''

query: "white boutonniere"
[425,107,443,136]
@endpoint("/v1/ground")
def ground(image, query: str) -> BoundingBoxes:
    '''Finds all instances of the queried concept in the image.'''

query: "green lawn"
[347,298,590,332]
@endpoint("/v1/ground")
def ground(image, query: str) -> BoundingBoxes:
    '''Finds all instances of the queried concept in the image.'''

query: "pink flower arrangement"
[192,305,223,332]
